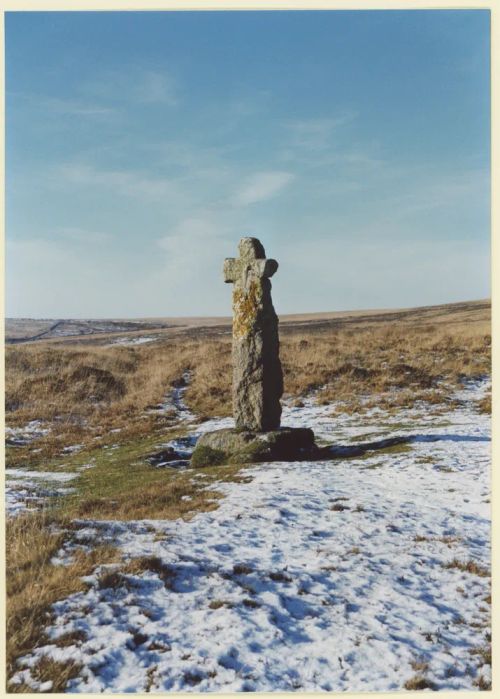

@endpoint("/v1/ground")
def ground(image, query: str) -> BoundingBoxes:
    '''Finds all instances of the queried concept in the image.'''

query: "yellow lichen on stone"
[233,280,261,339]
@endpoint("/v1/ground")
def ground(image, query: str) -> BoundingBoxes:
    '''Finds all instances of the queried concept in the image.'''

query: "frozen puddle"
[10,380,491,692]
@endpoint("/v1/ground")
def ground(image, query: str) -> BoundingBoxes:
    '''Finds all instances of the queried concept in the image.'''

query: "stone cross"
[223,237,283,431]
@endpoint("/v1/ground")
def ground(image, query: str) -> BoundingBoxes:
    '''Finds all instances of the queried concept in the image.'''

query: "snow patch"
[5,420,50,446]
[148,370,196,423]
[10,380,491,692]
[109,336,157,347]
[5,469,79,517]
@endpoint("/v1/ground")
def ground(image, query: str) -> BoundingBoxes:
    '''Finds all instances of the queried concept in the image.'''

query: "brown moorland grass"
[5,306,491,468]
[6,511,120,691]
[443,558,490,577]
[4,302,491,690]
[403,675,436,690]
[6,456,251,690]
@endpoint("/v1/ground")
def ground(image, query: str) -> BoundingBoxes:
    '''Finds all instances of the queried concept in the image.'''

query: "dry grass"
[6,456,249,688]
[20,657,84,693]
[477,392,491,414]
[121,555,176,589]
[474,675,492,690]
[209,599,233,610]
[469,645,492,666]
[5,305,490,468]
[5,340,210,464]
[4,301,491,691]
[282,322,490,413]
[54,629,87,648]
[410,659,429,673]
[443,558,490,577]
[6,512,120,691]
[403,675,436,690]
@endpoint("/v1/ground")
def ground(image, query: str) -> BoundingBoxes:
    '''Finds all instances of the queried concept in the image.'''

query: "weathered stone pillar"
[223,237,283,431]
[191,236,316,466]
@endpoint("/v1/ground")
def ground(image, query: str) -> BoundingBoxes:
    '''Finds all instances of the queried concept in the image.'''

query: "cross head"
[224,237,278,285]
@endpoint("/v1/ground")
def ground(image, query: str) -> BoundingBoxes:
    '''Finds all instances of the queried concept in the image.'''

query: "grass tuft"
[6,512,119,690]
[469,645,492,666]
[474,675,492,691]
[31,657,83,693]
[54,629,87,648]
[403,675,436,690]
[122,556,176,588]
[191,445,227,468]
[233,564,253,575]
[443,559,489,577]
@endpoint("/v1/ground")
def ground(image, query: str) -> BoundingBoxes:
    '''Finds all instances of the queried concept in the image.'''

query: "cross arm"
[223,257,238,283]
[257,258,278,278]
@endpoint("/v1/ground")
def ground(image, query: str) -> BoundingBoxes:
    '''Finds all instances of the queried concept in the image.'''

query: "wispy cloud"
[8,68,182,128]
[150,214,235,315]
[158,216,224,255]
[41,97,114,116]
[58,162,182,202]
[132,69,179,105]
[285,114,357,149]
[277,113,385,172]
[232,171,295,206]
[55,226,112,244]
[227,89,272,117]
[8,91,114,117]
[83,68,180,107]
[386,168,491,218]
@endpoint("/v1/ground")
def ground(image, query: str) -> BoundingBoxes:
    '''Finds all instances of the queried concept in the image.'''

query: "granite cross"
[223,237,283,431]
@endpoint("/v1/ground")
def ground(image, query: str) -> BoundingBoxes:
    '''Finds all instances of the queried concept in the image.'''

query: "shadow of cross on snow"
[147,431,490,467]
[318,433,490,460]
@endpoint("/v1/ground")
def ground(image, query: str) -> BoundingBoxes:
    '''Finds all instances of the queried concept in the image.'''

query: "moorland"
[5,299,491,692]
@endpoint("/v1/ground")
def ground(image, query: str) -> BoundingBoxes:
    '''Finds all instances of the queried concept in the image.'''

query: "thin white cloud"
[158,217,216,249]
[58,163,182,202]
[227,89,272,116]
[9,68,179,123]
[232,171,295,207]
[55,227,112,244]
[285,114,357,149]
[43,97,114,116]
[8,91,114,117]
[148,214,234,315]
[136,70,178,105]
[83,68,179,107]
[387,168,490,218]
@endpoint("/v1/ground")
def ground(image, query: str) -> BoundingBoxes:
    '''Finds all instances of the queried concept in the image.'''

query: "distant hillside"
[5,299,490,345]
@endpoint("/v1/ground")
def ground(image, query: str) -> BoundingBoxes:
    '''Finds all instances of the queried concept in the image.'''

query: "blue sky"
[6,10,490,318]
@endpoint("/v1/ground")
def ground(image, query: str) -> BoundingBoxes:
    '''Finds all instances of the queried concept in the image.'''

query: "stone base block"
[191,427,316,467]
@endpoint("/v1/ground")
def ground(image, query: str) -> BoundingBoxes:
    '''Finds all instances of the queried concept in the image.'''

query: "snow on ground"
[62,444,85,454]
[109,336,157,347]
[6,468,78,482]
[5,469,79,517]
[5,420,51,446]
[148,370,196,423]
[9,380,490,692]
